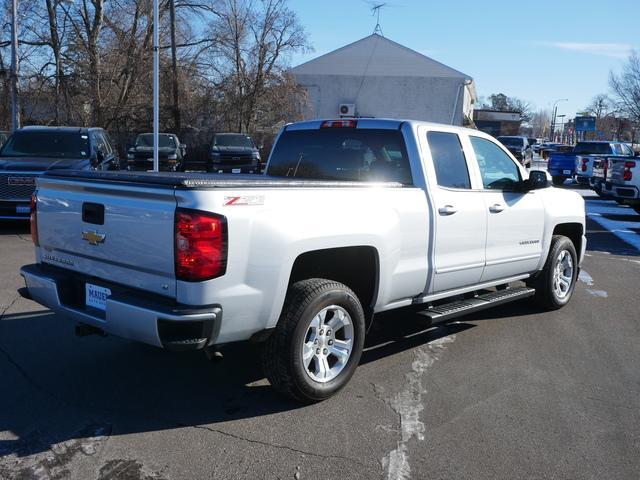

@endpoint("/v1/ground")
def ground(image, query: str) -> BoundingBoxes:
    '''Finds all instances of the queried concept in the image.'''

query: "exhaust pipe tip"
[204,346,224,362]
[75,323,107,338]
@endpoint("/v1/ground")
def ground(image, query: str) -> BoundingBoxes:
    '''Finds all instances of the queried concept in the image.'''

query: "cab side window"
[470,136,521,190]
[427,131,471,189]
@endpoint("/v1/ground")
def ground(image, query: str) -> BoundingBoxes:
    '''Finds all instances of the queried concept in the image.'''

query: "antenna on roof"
[371,2,386,36]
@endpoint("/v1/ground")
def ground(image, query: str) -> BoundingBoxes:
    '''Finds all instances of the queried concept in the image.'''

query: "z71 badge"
[224,195,265,206]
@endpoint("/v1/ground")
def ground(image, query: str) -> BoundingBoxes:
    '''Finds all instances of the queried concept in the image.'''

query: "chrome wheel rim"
[552,250,574,299]
[301,305,354,383]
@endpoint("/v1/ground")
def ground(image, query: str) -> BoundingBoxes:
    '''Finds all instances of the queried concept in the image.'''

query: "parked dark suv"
[208,133,262,173]
[126,133,186,172]
[0,126,119,219]
[496,136,533,167]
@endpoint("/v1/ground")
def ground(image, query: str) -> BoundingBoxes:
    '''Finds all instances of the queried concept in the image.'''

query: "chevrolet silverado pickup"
[126,133,186,172]
[601,156,640,212]
[549,141,633,187]
[0,126,119,219]
[20,119,586,402]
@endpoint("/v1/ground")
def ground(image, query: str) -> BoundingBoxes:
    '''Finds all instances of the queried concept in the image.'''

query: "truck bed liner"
[43,170,404,189]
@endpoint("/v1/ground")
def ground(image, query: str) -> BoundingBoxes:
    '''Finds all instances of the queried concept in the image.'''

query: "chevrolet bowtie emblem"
[82,230,106,245]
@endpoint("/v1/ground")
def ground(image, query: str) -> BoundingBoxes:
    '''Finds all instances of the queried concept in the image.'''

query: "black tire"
[552,176,565,186]
[262,278,366,403]
[593,184,608,197]
[528,235,578,310]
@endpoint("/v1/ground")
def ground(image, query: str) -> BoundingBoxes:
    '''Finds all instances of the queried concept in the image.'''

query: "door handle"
[489,203,505,213]
[438,205,457,215]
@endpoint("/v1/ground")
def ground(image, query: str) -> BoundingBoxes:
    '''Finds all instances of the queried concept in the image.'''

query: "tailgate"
[550,154,576,171]
[36,177,177,297]
[606,157,629,183]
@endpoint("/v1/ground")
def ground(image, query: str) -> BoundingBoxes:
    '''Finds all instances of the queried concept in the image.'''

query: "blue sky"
[288,0,639,118]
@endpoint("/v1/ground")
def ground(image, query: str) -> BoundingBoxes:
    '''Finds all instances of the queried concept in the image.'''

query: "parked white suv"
[21,119,586,402]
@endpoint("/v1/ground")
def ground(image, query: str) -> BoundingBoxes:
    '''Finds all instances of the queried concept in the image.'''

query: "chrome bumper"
[20,263,221,350]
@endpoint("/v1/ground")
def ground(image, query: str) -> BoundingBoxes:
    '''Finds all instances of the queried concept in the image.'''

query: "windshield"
[0,131,90,159]
[267,128,413,184]
[214,135,254,148]
[135,134,176,148]
[497,137,524,147]
[573,143,612,155]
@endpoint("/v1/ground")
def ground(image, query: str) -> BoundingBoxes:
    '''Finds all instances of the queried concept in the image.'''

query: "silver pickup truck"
[20,119,586,402]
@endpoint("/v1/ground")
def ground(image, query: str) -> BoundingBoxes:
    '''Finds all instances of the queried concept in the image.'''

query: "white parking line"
[382,335,455,480]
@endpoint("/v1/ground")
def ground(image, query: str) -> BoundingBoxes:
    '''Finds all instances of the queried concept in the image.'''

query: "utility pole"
[169,0,181,134]
[10,0,20,131]
[153,0,159,172]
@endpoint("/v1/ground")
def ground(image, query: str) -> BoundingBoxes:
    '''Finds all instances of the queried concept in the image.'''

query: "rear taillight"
[175,209,227,281]
[581,158,588,172]
[30,194,39,246]
[624,161,635,181]
[320,120,358,129]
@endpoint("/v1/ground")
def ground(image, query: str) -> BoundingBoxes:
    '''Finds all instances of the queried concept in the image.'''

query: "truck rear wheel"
[552,176,565,186]
[528,235,578,310]
[262,278,365,403]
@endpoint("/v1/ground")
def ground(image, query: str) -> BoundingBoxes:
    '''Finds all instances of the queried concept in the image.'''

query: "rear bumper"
[20,263,222,351]
[609,184,639,200]
[574,175,590,186]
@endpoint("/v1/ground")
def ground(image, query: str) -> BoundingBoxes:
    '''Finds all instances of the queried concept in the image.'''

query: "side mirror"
[526,170,549,190]
[258,144,264,150]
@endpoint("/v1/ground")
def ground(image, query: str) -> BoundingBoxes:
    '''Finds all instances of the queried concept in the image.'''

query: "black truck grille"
[220,153,253,164]
[0,173,39,200]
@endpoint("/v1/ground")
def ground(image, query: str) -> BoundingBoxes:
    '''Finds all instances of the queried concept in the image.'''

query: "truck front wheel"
[528,235,578,310]
[262,278,365,403]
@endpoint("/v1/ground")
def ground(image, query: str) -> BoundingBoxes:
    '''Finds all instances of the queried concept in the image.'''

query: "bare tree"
[610,50,640,122]
[585,94,614,118]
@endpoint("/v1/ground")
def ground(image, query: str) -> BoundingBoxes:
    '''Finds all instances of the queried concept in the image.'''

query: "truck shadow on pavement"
[0,221,30,236]
[0,303,491,462]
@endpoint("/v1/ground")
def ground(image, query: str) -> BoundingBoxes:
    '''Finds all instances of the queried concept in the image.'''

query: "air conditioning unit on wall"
[339,104,356,117]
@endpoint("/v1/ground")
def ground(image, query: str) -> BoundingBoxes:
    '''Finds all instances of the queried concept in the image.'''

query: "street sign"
[575,116,596,132]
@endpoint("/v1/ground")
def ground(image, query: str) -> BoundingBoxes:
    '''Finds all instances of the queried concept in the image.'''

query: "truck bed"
[43,170,405,189]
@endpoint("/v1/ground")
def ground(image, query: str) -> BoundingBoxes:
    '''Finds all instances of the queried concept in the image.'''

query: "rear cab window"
[267,128,413,184]
[573,143,614,155]
[427,131,471,189]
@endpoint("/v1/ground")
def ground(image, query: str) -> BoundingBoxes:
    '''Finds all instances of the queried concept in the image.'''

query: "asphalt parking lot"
[1,180,640,479]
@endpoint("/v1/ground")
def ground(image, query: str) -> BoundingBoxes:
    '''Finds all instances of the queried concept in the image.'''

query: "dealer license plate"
[563,170,571,175]
[86,283,111,311]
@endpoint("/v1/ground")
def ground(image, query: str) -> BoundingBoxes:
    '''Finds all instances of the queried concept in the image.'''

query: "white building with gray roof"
[290,34,477,126]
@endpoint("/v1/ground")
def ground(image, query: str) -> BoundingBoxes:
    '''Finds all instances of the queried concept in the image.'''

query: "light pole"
[10,0,19,131]
[153,0,159,172]
[550,98,568,142]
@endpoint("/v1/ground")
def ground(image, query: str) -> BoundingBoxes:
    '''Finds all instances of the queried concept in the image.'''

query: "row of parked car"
[547,140,640,213]
[0,126,263,220]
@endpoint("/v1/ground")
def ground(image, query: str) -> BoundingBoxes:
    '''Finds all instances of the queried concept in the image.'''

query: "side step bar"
[418,287,536,324]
